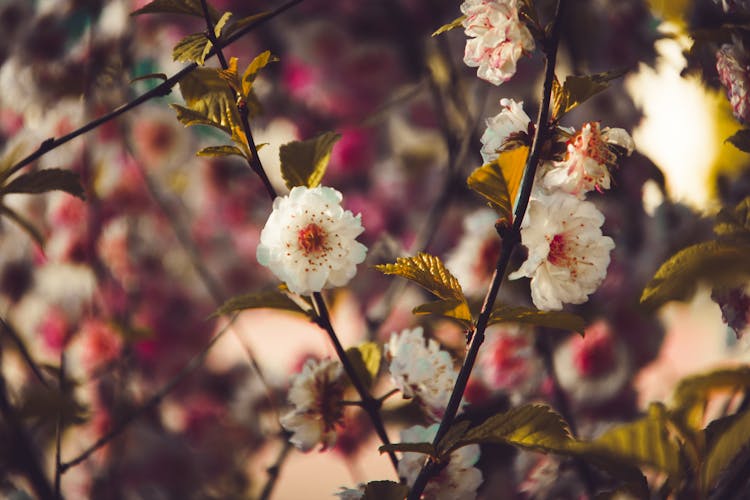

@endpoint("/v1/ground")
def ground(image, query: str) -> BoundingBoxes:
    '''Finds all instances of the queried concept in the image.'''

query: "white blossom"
[509,192,615,310]
[280,358,346,452]
[385,327,461,422]
[542,122,634,198]
[256,186,367,295]
[446,208,501,297]
[717,38,750,123]
[480,98,531,164]
[461,0,535,85]
[398,424,483,500]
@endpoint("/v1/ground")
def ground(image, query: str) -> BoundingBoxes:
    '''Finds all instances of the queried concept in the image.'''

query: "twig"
[4,0,304,181]
[258,437,294,500]
[53,353,65,499]
[0,316,50,387]
[59,314,239,473]
[407,1,567,497]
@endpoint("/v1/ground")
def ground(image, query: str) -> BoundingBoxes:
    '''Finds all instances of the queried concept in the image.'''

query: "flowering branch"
[3,0,303,181]
[0,317,50,388]
[407,0,566,497]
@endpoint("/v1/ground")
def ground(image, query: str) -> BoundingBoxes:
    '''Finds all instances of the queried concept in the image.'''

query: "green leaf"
[579,403,682,477]
[467,146,528,223]
[449,404,574,454]
[436,420,472,455]
[376,252,469,305]
[432,15,466,36]
[210,290,307,318]
[172,33,211,65]
[175,68,241,135]
[213,11,232,38]
[412,299,473,329]
[363,481,408,500]
[701,409,750,493]
[551,69,627,119]
[672,366,750,430]
[715,196,750,238]
[378,442,437,457]
[223,11,272,37]
[0,205,44,248]
[640,240,750,308]
[131,0,219,19]
[196,145,246,159]
[345,342,381,389]
[2,169,85,200]
[242,50,278,97]
[279,132,341,189]
[488,306,585,334]
[726,129,750,153]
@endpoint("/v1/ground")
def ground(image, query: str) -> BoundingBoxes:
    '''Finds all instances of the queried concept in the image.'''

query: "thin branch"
[53,352,65,499]
[0,316,50,387]
[59,314,239,473]
[407,1,567,497]
[4,0,304,180]
[258,437,294,500]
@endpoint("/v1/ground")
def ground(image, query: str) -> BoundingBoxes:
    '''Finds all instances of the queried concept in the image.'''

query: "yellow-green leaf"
[363,481,408,500]
[450,404,574,454]
[213,11,232,38]
[176,68,240,135]
[345,342,381,389]
[551,69,627,119]
[467,146,529,222]
[412,299,473,327]
[210,291,307,318]
[672,366,750,430]
[172,32,211,65]
[488,306,585,334]
[223,11,272,38]
[376,253,467,303]
[436,420,472,455]
[701,409,750,493]
[579,403,682,477]
[129,72,168,85]
[715,196,750,238]
[242,50,278,97]
[279,132,341,189]
[640,240,750,308]
[131,0,219,20]
[196,145,246,159]
[378,442,437,457]
[2,168,85,200]
[432,15,466,36]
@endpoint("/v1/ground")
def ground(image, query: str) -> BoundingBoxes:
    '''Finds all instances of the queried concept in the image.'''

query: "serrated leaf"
[242,50,278,97]
[715,196,750,238]
[378,442,437,457]
[726,129,750,153]
[449,404,574,454]
[129,72,168,84]
[345,342,381,389]
[171,104,222,130]
[468,146,529,222]
[432,15,466,36]
[196,145,246,159]
[175,68,240,135]
[702,410,750,493]
[640,240,750,308]
[213,11,232,38]
[173,33,211,65]
[376,253,467,303]
[279,132,341,189]
[210,291,306,318]
[2,169,85,200]
[218,57,242,94]
[579,403,682,477]
[0,205,44,248]
[551,70,626,119]
[412,299,473,327]
[131,0,220,20]
[488,306,585,334]
[363,481,408,500]
[436,420,472,455]
[672,366,750,430]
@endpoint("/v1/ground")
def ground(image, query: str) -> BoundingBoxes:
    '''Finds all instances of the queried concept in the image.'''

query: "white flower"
[509,192,615,310]
[461,0,535,85]
[446,208,500,297]
[480,98,531,164]
[542,122,634,198]
[398,424,483,500]
[256,186,367,295]
[280,358,346,452]
[385,327,461,422]
[717,39,750,123]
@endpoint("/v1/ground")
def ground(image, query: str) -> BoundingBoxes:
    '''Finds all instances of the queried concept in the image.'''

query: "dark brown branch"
[258,437,293,500]
[0,316,50,388]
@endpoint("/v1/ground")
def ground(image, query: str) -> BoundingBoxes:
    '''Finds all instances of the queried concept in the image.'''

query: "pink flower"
[717,39,750,123]
[461,0,535,85]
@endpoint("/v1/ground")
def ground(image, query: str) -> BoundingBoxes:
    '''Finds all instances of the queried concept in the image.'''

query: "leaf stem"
[407,1,566,497]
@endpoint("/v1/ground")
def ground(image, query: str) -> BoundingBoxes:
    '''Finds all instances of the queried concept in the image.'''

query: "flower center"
[571,123,611,165]
[547,234,567,265]
[298,223,328,255]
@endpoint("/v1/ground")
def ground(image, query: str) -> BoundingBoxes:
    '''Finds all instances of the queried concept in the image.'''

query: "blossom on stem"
[256,186,367,295]
[542,122,634,198]
[384,327,461,422]
[509,192,615,310]
[480,98,531,163]
[717,39,750,124]
[280,358,347,452]
[398,424,483,500]
[461,0,535,85]
[446,208,501,297]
